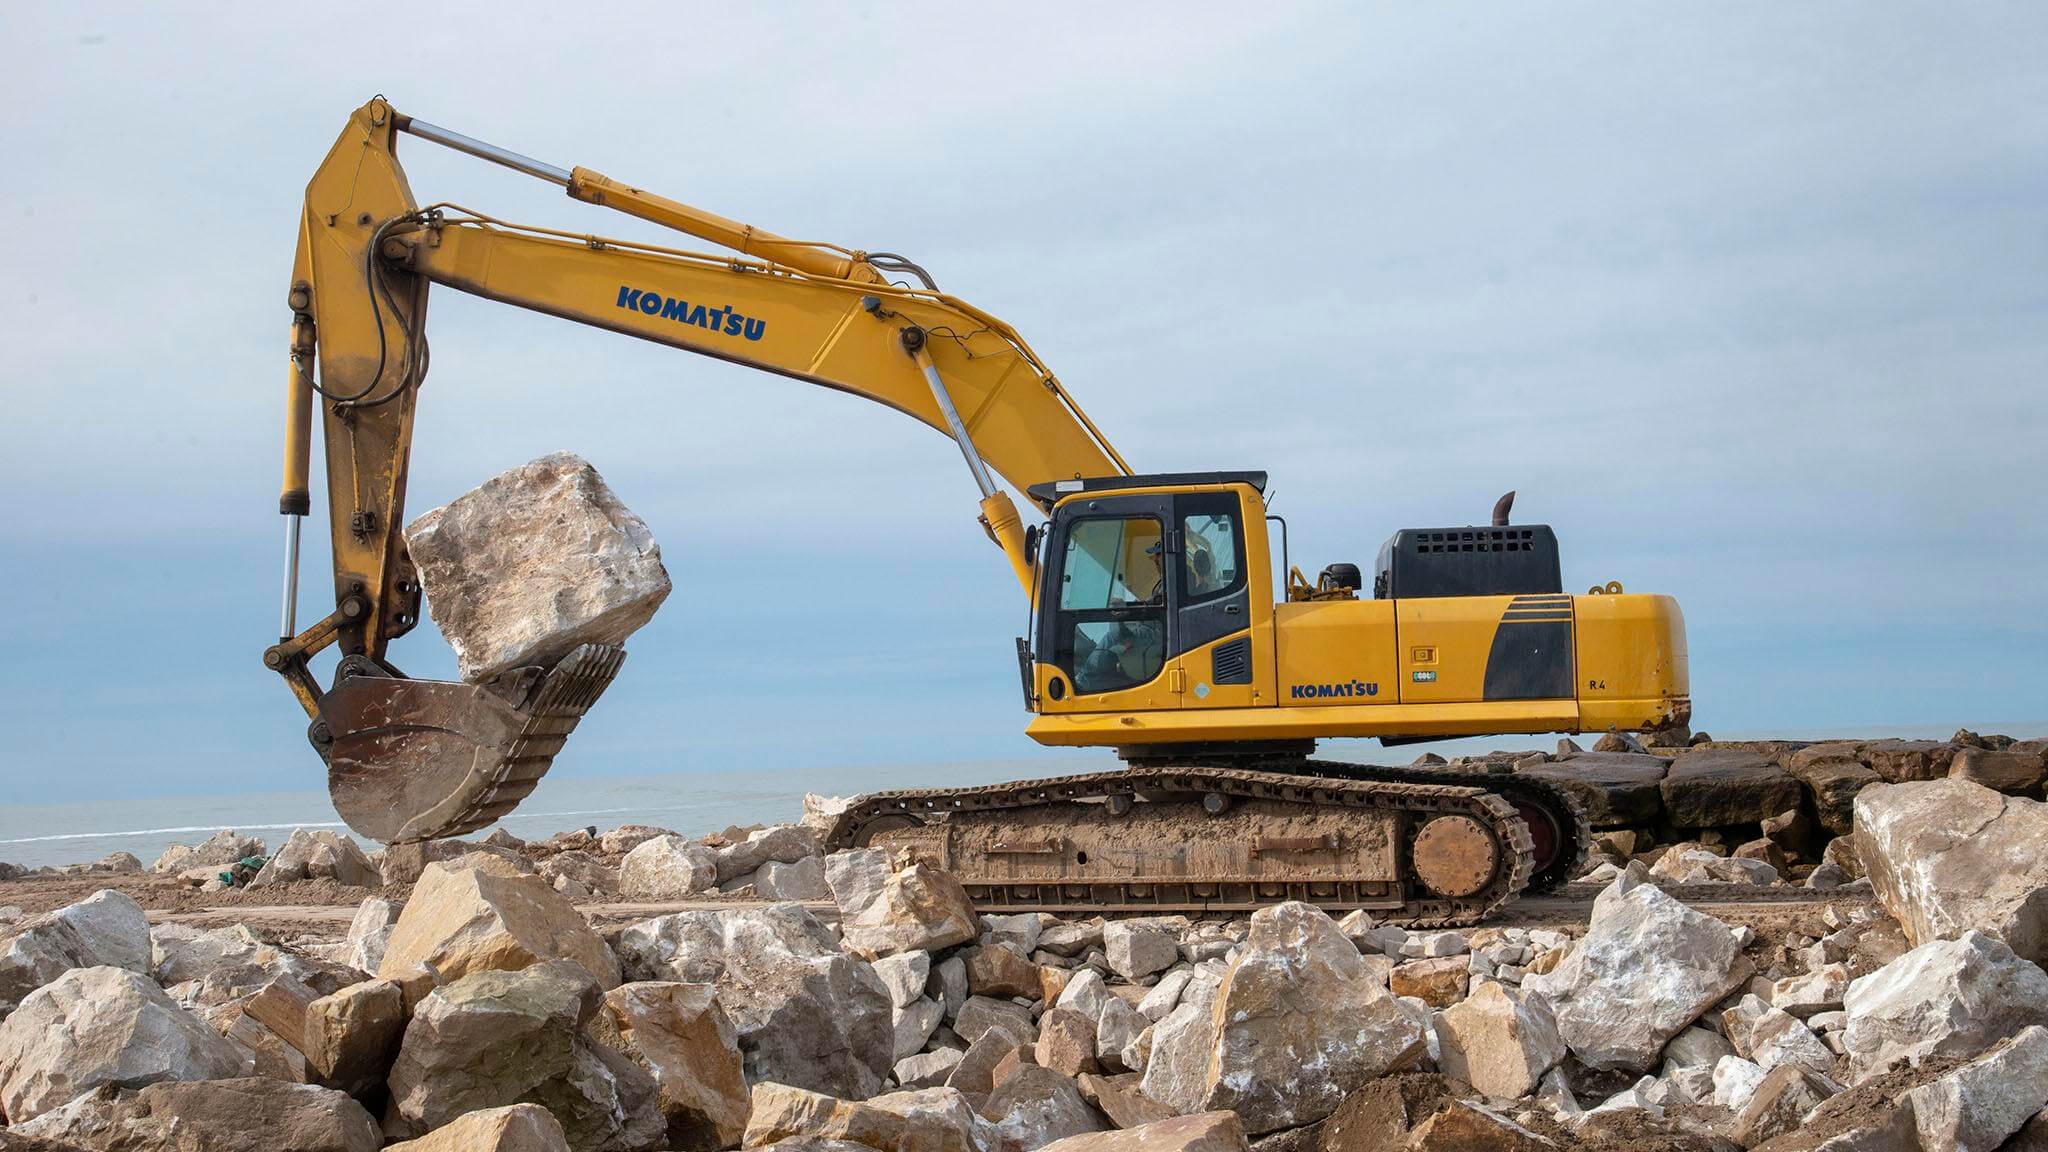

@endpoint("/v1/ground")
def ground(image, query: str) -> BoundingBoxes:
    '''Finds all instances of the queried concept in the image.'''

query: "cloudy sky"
[3,4,2043,807]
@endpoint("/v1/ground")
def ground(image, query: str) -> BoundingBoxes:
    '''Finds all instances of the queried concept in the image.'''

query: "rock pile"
[2,729,2046,1150]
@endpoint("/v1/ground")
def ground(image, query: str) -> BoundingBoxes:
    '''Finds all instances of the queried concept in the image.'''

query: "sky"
[2,4,2044,807]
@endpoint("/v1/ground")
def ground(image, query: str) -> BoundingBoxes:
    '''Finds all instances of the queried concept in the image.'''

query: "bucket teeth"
[321,643,627,844]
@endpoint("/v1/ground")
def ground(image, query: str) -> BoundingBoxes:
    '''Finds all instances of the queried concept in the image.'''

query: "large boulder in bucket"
[322,454,665,844]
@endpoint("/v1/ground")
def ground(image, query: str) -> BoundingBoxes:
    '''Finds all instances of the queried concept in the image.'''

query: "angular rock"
[340,896,400,973]
[1137,973,1220,1116]
[600,825,673,857]
[0,889,151,1014]
[614,904,890,1099]
[950,1030,1028,1102]
[1660,747,1803,828]
[1037,1007,1101,1078]
[1951,746,2048,792]
[1855,779,2048,962]
[967,943,1042,1000]
[1903,1024,2048,1152]
[980,1066,1104,1152]
[304,977,404,1097]
[985,913,1044,956]
[0,966,251,1121]
[1523,868,1751,1072]
[1788,752,1883,837]
[1436,981,1567,1099]
[1746,1007,1835,1076]
[1198,902,1427,1133]
[541,851,619,899]
[1521,753,1669,827]
[1103,920,1181,983]
[1712,1055,1767,1111]
[1732,1065,1834,1146]
[1040,922,1105,959]
[619,835,718,899]
[378,857,620,1004]
[388,1103,573,1151]
[403,452,671,683]
[589,981,748,1152]
[824,849,893,920]
[1407,1100,1557,1151]
[956,995,1037,1045]
[1861,738,1952,783]
[745,1082,982,1152]
[100,1077,381,1152]
[1136,970,1192,1022]
[1095,998,1144,1072]
[1388,956,1468,1007]
[755,856,831,901]
[713,825,821,886]
[899,1048,967,1090]
[1038,1112,1245,1152]
[894,997,945,1060]
[836,863,980,961]
[1841,929,2048,1079]
[1771,963,1848,1018]
[873,951,931,1010]
[152,829,265,875]
[385,960,662,1151]
[249,828,378,889]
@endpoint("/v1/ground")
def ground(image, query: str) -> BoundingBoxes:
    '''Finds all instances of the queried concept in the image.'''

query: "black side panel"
[1483,619,1574,700]
[1211,636,1253,685]
[1178,594,1247,652]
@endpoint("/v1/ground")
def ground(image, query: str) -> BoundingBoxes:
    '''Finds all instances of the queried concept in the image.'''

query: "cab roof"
[1026,471,1268,510]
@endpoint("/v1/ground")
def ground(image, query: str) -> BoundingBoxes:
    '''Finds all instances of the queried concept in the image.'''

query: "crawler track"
[824,764,1539,927]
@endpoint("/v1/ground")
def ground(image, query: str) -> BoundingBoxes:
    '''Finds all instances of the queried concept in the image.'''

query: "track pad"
[321,644,625,843]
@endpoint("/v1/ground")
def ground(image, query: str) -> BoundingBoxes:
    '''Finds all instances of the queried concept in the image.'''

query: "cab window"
[1179,494,1245,602]
[1055,516,1167,695]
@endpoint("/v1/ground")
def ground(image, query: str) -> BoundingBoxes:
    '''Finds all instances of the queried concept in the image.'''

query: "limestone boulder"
[151,829,265,875]
[378,857,620,1004]
[249,828,378,889]
[1902,1023,2048,1152]
[1523,868,1751,1072]
[1198,902,1427,1134]
[980,1066,1104,1152]
[872,950,930,1009]
[898,1049,966,1090]
[713,825,821,885]
[1435,981,1567,1099]
[0,889,151,1014]
[836,863,980,961]
[1519,752,1669,827]
[541,851,619,899]
[1861,738,1953,783]
[0,966,252,1121]
[1787,749,1882,836]
[614,904,891,1099]
[1388,956,1467,1006]
[1036,1007,1101,1078]
[403,452,671,683]
[1950,745,2048,792]
[600,825,674,857]
[1137,972,1219,1116]
[589,981,749,1152]
[966,943,1041,1000]
[304,977,405,1098]
[104,1077,381,1152]
[955,996,1037,1046]
[1731,1065,1834,1147]
[385,960,664,1151]
[754,856,831,901]
[339,896,400,973]
[1659,747,1803,828]
[619,835,718,899]
[1854,779,2048,963]
[1037,1112,1246,1152]
[389,1103,573,1151]
[1840,929,2048,1079]
[1103,919,1182,982]
[744,1083,985,1152]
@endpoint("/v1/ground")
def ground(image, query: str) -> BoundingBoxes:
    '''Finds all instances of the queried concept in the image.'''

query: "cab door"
[1172,491,1256,708]
[1035,494,1179,711]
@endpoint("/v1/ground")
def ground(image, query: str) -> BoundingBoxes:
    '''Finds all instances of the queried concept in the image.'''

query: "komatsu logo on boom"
[616,286,767,341]
[1289,680,1379,700]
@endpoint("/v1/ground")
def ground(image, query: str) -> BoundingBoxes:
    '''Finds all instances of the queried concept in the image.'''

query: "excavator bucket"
[319,644,627,844]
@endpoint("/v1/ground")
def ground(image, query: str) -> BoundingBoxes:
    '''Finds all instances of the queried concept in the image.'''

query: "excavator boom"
[271,99,1126,842]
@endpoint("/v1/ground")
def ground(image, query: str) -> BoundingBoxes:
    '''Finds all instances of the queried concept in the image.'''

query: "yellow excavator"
[268,99,1688,923]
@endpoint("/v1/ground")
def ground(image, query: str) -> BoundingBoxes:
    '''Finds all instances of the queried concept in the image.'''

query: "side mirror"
[1023,524,1042,565]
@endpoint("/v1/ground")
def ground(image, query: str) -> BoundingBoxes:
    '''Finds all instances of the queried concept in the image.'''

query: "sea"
[2,724,2040,871]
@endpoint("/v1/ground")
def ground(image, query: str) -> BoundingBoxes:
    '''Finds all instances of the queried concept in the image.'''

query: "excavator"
[268,99,1689,924]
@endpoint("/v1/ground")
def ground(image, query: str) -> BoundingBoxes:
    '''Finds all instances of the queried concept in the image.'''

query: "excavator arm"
[270,98,1128,843]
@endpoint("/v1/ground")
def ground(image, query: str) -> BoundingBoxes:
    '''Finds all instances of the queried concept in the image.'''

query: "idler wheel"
[1411,814,1500,899]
